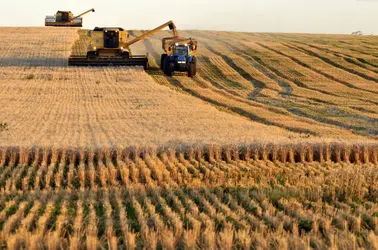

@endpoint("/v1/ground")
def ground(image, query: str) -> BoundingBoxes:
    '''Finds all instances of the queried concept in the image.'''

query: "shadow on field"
[0,57,69,67]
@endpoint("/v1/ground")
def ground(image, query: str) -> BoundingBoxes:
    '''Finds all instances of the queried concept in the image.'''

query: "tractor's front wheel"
[164,57,174,76]
[166,62,175,76]
[188,63,195,77]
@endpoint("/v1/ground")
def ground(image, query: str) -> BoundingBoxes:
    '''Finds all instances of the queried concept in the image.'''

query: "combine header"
[45,8,95,27]
[69,21,177,68]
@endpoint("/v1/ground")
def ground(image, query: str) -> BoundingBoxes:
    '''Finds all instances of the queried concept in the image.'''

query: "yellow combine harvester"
[69,21,177,68]
[45,8,95,27]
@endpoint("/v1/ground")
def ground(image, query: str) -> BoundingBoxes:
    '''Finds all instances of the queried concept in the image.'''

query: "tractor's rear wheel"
[160,54,167,70]
[188,57,197,77]
[163,57,169,75]
[192,57,197,76]
[188,63,195,77]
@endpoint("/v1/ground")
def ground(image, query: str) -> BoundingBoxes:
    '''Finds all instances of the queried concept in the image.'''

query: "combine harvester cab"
[161,37,198,77]
[45,8,95,27]
[69,20,178,69]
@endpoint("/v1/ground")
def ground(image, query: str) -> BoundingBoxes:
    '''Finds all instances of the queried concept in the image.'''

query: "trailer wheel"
[160,54,167,70]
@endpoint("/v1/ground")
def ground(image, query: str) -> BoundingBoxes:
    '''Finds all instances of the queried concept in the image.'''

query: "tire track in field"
[360,41,378,48]
[338,40,378,57]
[351,106,378,114]
[342,46,378,59]
[146,32,377,138]
[227,51,293,97]
[253,43,378,136]
[195,41,334,107]
[293,42,378,74]
[288,38,378,69]
[191,60,345,127]
[281,42,378,99]
[288,107,378,136]
[354,58,378,69]
[192,74,291,114]
[160,75,316,135]
[196,31,347,100]
[243,45,344,99]
[193,31,292,97]
[148,71,315,135]
[179,32,378,137]
[245,34,378,91]
[199,41,265,98]
[150,71,376,138]
[287,42,378,85]
[196,57,255,96]
[217,38,378,137]
[142,34,270,103]
[190,55,320,119]
[258,42,378,104]
[141,35,306,130]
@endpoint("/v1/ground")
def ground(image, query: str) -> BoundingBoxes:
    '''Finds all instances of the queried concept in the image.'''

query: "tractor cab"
[173,44,191,67]
[173,45,190,57]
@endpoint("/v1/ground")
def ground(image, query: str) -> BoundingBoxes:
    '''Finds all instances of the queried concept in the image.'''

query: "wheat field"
[0,27,308,149]
[0,27,377,249]
[129,30,378,141]
[0,146,377,249]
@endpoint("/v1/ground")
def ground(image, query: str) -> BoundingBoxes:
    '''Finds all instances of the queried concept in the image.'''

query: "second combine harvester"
[69,20,198,77]
[45,8,95,27]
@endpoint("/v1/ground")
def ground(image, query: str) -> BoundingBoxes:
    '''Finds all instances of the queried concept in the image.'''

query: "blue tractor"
[160,38,198,77]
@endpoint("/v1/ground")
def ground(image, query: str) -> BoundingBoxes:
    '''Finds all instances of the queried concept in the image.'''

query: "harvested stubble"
[0,143,377,191]
[0,66,306,148]
[0,27,314,149]
[0,151,376,249]
[0,144,376,249]
[0,27,77,67]
[129,29,378,140]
